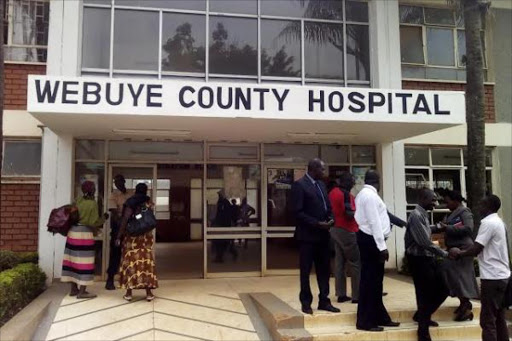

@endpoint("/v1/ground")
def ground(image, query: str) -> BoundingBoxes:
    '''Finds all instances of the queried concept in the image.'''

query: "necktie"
[315,182,327,211]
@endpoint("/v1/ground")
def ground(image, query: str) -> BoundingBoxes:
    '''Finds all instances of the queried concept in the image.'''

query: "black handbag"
[126,205,157,236]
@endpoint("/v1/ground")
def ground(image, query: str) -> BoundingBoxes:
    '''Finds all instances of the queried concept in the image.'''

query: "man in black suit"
[291,158,339,315]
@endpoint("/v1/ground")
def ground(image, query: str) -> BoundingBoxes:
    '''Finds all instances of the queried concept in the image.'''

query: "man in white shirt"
[450,195,510,341]
[354,170,399,332]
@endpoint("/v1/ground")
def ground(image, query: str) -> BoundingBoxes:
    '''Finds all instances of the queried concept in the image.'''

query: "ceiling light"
[112,129,191,137]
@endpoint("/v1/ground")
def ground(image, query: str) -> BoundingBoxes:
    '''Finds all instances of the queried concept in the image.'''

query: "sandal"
[146,295,155,302]
[123,294,133,302]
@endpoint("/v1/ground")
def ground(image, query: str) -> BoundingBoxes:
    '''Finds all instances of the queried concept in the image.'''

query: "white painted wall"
[3,110,42,137]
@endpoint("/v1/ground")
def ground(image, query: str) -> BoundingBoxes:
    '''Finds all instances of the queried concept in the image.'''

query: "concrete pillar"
[38,129,73,282]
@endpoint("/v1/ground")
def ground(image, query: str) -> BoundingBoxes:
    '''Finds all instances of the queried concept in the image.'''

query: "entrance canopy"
[27,76,465,143]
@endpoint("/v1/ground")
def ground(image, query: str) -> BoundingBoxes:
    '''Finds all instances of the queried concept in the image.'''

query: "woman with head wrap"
[61,180,108,299]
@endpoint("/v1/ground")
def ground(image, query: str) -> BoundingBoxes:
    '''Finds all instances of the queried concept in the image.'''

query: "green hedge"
[0,251,38,272]
[0,263,46,326]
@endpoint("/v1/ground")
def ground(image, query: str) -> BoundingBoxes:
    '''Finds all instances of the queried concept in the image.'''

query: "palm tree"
[450,0,490,228]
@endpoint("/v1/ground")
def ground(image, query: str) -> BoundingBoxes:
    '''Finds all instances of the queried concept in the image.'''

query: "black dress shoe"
[351,299,359,304]
[357,326,384,332]
[380,321,400,327]
[302,306,313,315]
[318,304,341,313]
[337,295,352,303]
[413,313,439,327]
[105,280,116,290]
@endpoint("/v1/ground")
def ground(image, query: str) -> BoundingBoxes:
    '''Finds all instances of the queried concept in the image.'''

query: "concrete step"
[304,305,481,328]
[282,320,481,341]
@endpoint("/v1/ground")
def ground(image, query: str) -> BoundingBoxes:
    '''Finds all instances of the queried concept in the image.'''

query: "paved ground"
[43,274,462,341]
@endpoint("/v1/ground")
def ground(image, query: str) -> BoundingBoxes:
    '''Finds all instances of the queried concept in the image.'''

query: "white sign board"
[27,76,465,124]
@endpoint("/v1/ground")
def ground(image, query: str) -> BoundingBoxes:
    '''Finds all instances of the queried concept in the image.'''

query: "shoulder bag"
[126,204,157,236]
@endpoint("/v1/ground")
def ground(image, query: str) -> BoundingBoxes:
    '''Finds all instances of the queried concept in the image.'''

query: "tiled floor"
[44,274,461,341]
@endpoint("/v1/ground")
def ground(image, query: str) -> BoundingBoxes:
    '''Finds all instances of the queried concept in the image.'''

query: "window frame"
[3,0,49,64]
[81,0,371,87]
[399,4,487,81]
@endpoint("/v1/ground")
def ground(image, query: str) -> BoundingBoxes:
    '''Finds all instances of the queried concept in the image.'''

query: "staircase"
[250,292,482,341]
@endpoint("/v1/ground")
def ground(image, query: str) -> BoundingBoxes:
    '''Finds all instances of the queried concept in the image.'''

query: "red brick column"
[3,63,46,110]
[0,183,40,252]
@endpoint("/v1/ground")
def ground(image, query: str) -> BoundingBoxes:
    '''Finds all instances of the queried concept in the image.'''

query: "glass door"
[105,164,157,280]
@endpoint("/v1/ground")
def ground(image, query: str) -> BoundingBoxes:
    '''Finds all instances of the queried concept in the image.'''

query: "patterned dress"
[119,231,158,289]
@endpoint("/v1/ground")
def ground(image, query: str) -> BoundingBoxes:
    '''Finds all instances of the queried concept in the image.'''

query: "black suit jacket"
[291,176,333,243]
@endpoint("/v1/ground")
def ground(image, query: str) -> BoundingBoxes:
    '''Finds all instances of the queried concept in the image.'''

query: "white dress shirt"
[475,213,511,280]
[355,185,390,251]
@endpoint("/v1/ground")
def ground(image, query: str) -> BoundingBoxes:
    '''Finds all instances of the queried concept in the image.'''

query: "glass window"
[264,144,318,163]
[210,0,256,14]
[304,22,343,79]
[345,1,368,22]
[267,168,305,227]
[207,238,261,272]
[399,5,423,24]
[267,237,299,270]
[261,19,301,77]
[209,16,257,76]
[405,147,429,166]
[208,145,259,161]
[117,0,206,10]
[346,24,370,81]
[2,141,41,176]
[84,0,110,4]
[352,165,373,194]
[321,145,349,163]
[109,141,203,161]
[113,10,159,71]
[352,145,375,164]
[74,162,105,215]
[261,0,343,20]
[433,169,461,208]
[400,26,424,64]
[82,7,111,69]
[457,30,467,67]
[75,140,105,160]
[405,169,429,205]
[161,13,206,73]
[427,28,455,66]
[431,148,461,166]
[424,8,454,26]
[463,148,493,167]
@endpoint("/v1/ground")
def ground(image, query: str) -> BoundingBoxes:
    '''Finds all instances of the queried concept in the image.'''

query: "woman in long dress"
[440,190,479,321]
[116,183,158,301]
[61,181,107,299]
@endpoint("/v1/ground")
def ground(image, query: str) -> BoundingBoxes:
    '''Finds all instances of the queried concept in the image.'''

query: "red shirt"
[328,187,358,232]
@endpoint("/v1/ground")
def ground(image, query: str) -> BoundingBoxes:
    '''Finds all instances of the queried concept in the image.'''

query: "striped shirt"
[405,205,448,258]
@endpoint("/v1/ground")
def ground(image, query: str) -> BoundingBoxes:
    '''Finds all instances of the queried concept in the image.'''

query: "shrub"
[0,251,38,272]
[0,263,46,326]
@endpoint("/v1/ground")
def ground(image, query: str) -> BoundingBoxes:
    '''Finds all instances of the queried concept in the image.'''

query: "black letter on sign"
[434,94,450,115]
[217,87,233,109]
[128,83,145,107]
[328,91,344,112]
[395,93,413,114]
[106,83,123,106]
[309,90,324,112]
[272,89,289,111]
[83,82,101,105]
[235,87,251,110]
[412,94,432,115]
[147,84,163,107]
[348,92,365,113]
[253,88,269,110]
[62,81,79,104]
[368,92,386,113]
[35,80,60,103]
[179,86,195,108]
[198,87,214,109]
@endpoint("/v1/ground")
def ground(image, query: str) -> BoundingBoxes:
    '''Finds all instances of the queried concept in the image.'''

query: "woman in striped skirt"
[61,181,108,299]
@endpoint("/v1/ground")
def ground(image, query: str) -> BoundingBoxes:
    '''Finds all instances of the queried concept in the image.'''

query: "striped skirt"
[61,225,95,286]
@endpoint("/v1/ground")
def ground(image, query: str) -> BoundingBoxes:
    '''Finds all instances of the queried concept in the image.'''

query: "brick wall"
[402,80,496,123]
[4,63,46,110]
[0,184,40,252]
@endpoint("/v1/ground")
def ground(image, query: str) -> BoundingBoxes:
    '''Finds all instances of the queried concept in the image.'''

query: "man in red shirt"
[328,172,360,304]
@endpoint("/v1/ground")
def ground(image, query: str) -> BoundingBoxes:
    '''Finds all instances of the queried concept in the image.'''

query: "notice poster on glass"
[268,168,293,189]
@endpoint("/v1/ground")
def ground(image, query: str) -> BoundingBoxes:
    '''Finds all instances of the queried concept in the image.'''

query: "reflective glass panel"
[267,168,306,227]
[2,141,41,176]
[207,238,261,272]
[399,5,423,24]
[352,145,375,164]
[346,1,368,22]
[162,13,206,73]
[424,8,455,26]
[400,26,424,64]
[261,0,343,20]
[82,7,111,69]
[304,22,343,79]
[113,10,159,71]
[321,145,349,163]
[75,140,105,160]
[431,148,461,166]
[210,0,257,14]
[109,141,203,161]
[405,147,429,166]
[267,237,299,270]
[405,169,429,205]
[264,144,318,163]
[427,28,455,66]
[117,0,206,10]
[346,24,370,81]
[457,30,466,67]
[209,16,257,75]
[433,169,462,208]
[261,19,301,77]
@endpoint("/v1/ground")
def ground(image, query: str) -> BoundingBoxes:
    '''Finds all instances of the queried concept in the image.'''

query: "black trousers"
[299,241,331,308]
[408,255,448,340]
[480,279,509,341]
[107,220,122,278]
[356,231,392,329]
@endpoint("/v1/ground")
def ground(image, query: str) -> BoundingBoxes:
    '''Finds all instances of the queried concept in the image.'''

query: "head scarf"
[81,180,95,196]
